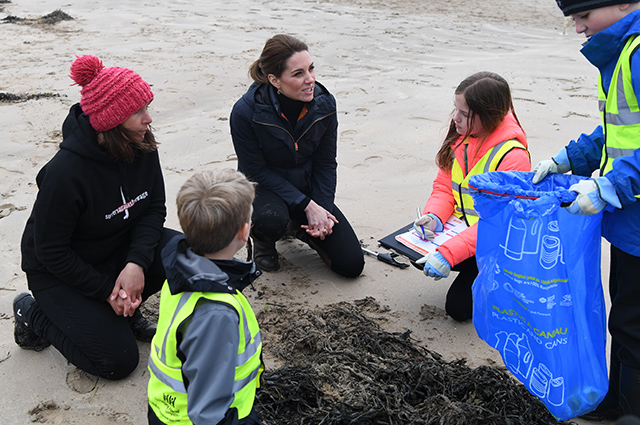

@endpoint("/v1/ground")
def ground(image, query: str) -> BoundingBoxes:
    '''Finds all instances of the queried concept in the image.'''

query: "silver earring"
[277,88,281,95]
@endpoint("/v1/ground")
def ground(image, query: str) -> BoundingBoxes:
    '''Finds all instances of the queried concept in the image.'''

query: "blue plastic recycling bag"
[469,171,607,421]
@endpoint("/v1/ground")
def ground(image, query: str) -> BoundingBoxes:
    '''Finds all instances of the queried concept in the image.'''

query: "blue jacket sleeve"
[180,301,240,425]
[230,99,308,209]
[565,126,604,176]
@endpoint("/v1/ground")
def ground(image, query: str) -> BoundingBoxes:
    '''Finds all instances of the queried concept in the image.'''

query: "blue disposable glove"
[532,148,571,184]
[416,251,451,281]
[566,177,621,215]
[413,213,443,241]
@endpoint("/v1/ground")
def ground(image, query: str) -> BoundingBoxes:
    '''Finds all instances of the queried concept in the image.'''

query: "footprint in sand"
[340,129,358,139]
[66,369,98,394]
[353,155,383,169]
[28,400,62,422]
[0,203,26,219]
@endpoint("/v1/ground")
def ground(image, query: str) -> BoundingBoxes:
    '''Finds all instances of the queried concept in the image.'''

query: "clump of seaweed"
[1,15,22,23]
[1,9,73,25]
[0,92,61,103]
[255,300,574,425]
[39,9,73,24]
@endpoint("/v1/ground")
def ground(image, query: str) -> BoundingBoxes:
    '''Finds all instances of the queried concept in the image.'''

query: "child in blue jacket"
[533,0,640,419]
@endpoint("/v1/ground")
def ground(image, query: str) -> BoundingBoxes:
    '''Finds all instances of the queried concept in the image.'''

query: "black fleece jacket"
[21,103,167,301]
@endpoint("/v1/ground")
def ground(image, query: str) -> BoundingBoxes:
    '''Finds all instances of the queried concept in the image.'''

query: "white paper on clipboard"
[395,215,468,257]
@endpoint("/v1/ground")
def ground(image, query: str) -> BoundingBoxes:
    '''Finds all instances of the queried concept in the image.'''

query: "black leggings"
[609,245,640,369]
[445,256,479,322]
[250,188,364,278]
[26,228,181,380]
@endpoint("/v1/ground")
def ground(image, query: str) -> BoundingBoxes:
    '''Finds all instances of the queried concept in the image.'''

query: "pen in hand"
[415,207,427,240]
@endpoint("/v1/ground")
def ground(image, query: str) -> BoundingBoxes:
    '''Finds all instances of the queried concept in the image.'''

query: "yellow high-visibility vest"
[148,282,263,424]
[599,34,640,201]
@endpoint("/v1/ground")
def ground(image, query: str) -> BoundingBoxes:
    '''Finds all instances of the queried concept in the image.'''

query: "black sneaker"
[580,407,620,421]
[13,292,50,352]
[129,309,156,343]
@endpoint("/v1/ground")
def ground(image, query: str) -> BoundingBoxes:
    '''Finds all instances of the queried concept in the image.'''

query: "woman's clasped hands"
[301,200,339,240]
[107,262,145,317]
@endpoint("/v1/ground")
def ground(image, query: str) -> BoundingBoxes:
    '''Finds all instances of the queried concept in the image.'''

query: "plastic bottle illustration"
[494,332,533,379]
[502,216,542,261]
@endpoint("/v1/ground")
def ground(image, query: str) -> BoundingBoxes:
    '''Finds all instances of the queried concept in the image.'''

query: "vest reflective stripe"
[451,139,528,225]
[148,356,186,393]
[599,35,640,184]
[148,282,263,423]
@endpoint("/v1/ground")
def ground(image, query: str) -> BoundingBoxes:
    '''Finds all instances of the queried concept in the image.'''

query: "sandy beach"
[0,0,615,423]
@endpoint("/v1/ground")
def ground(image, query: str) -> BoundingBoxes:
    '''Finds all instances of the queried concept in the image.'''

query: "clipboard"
[378,223,423,261]
[378,215,468,262]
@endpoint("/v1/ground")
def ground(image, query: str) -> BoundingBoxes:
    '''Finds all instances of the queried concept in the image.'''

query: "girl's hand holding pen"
[413,209,441,241]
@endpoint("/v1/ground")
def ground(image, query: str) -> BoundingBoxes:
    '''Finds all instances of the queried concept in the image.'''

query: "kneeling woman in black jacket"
[230,34,364,278]
[14,55,180,380]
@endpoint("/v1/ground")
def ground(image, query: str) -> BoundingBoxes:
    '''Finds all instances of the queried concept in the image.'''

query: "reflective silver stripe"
[604,68,640,126]
[606,146,636,158]
[604,110,640,125]
[459,187,471,195]
[464,209,479,217]
[481,140,511,172]
[148,354,187,393]
[238,331,262,365]
[454,205,478,217]
[232,363,262,394]
[231,297,260,365]
[452,181,461,192]
[160,292,194,364]
[599,99,606,113]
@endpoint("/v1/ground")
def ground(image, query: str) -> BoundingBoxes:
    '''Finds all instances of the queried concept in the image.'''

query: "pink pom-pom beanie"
[69,55,154,132]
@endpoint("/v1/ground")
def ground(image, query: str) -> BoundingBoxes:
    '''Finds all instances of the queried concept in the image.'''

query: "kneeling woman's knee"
[331,252,365,278]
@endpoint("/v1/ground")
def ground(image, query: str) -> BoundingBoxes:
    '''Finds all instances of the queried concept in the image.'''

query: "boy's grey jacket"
[158,235,261,424]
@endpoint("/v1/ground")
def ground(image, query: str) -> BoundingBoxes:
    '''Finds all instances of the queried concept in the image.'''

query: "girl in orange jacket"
[415,71,530,321]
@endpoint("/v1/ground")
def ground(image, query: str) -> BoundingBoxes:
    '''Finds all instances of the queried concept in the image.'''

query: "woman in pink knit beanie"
[13,55,181,380]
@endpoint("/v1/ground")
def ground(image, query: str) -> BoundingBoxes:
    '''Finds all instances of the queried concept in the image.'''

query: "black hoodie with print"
[21,103,167,301]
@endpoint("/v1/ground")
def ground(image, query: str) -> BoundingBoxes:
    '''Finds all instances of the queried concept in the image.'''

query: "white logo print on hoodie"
[104,187,148,220]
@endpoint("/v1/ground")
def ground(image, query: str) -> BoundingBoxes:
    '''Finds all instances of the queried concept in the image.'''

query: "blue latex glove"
[566,177,621,215]
[416,251,451,281]
[413,213,443,241]
[532,148,571,184]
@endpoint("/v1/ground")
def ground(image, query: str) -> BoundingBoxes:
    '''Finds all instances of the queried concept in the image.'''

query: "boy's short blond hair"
[176,169,255,256]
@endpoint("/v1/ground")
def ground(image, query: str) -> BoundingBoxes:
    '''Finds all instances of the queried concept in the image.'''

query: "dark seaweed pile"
[255,300,574,425]
[1,9,73,25]
[39,9,73,24]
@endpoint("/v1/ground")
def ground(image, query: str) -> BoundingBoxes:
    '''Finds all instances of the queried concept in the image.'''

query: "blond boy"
[147,169,264,425]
